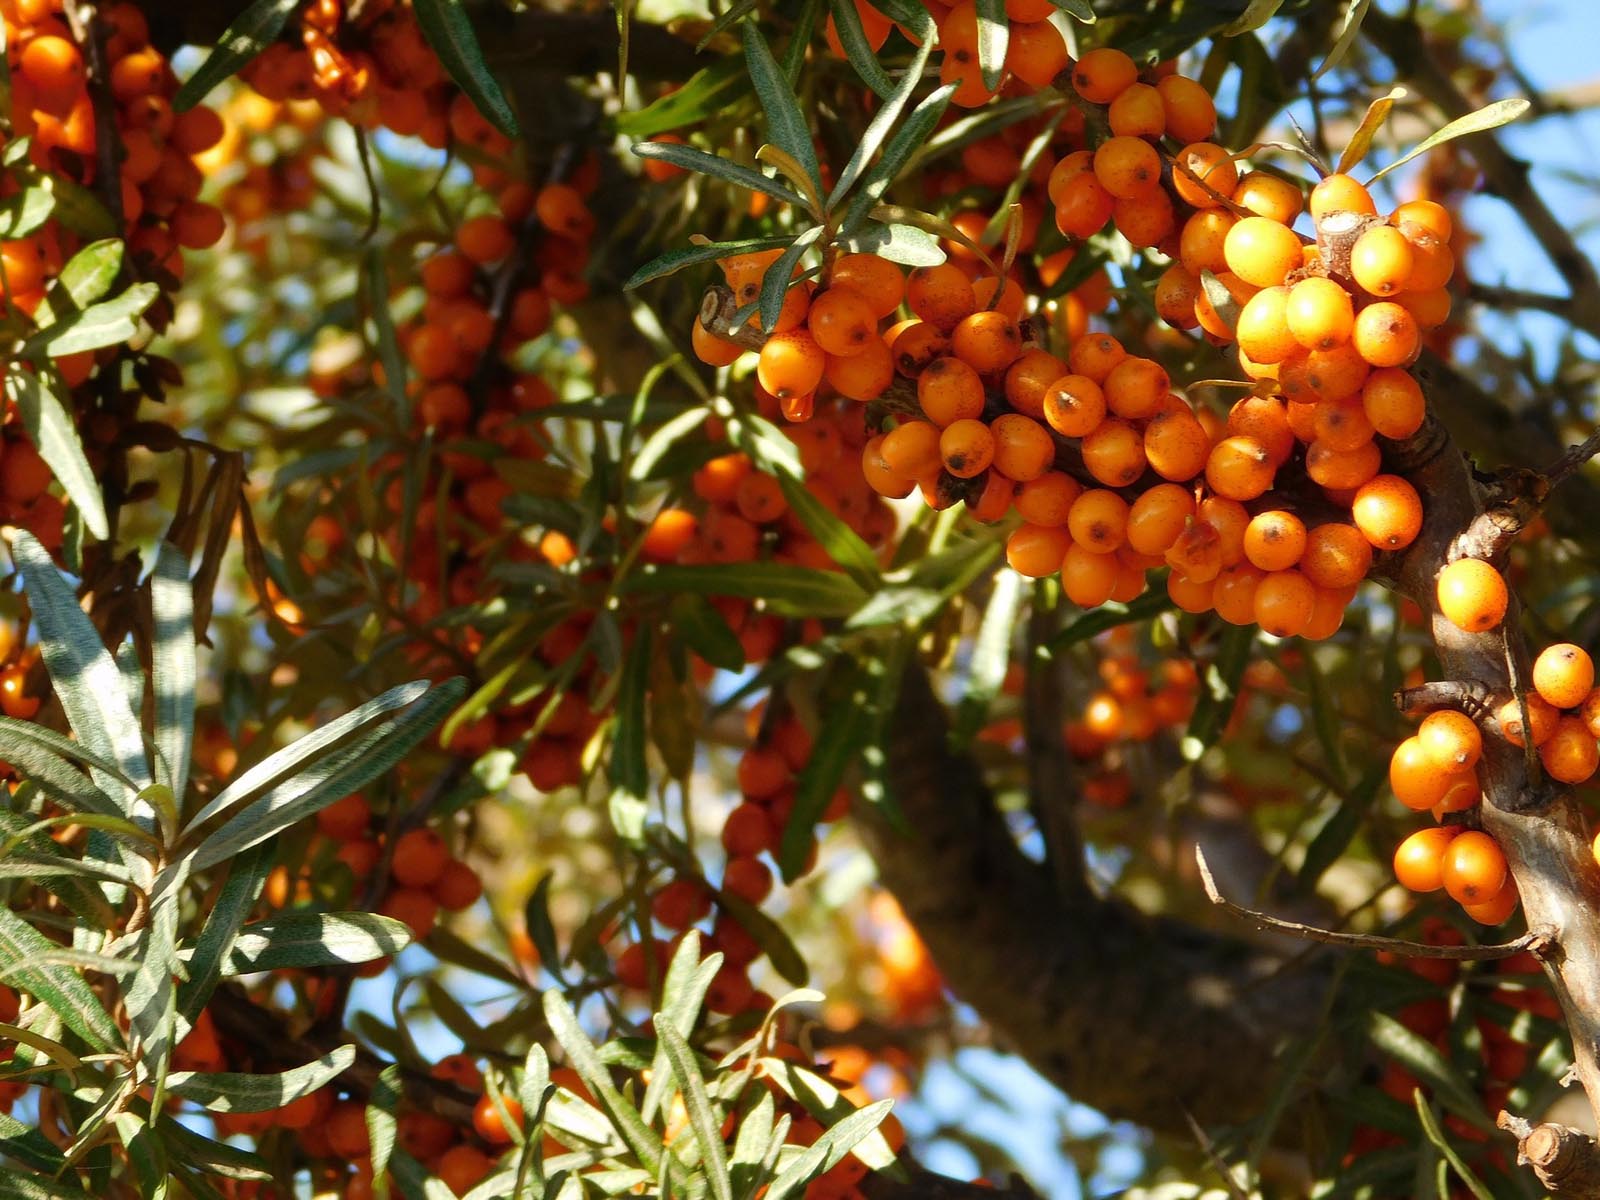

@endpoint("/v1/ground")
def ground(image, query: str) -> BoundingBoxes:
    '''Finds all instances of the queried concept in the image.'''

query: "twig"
[1546,428,1600,493]
[1392,679,1496,719]
[354,128,382,244]
[1466,282,1579,319]
[1195,846,1549,960]
[1497,1113,1600,1195]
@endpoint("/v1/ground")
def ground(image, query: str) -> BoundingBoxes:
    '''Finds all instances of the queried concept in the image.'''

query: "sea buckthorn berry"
[1005,350,1067,418]
[1067,489,1128,553]
[1157,75,1216,143]
[1006,523,1072,577]
[1212,563,1266,625]
[1223,216,1302,288]
[1394,826,1460,893]
[1014,472,1081,526]
[1243,511,1307,572]
[757,330,825,400]
[1042,374,1105,437]
[1311,397,1375,453]
[1392,199,1453,241]
[1233,171,1304,225]
[1126,484,1194,556]
[22,36,86,111]
[1305,343,1372,403]
[880,420,943,479]
[1193,270,1256,342]
[1352,301,1420,368]
[1226,396,1294,465]
[456,214,514,264]
[1235,286,1298,364]
[535,183,595,239]
[1081,419,1146,486]
[890,320,951,376]
[1005,20,1069,88]
[1350,225,1415,297]
[989,413,1056,482]
[1362,368,1426,439]
[1155,265,1202,330]
[1351,474,1422,550]
[862,436,915,498]
[1068,332,1126,382]
[1072,47,1138,104]
[1062,543,1120,607]
[1180,209,1236,276]
[1390,737,1459,810]
[970,469,1018,522]
[1171,143,1238,209]
[1464,877,1519,926]
[1436,558,1508,633]
[1418,709,1483,771]
[1540,716,1599,784]
[1165,521,1223,583]
[1496,693,1558,749]
[1533,643,1595,710]
[1093,136,1163,200]
[973,274,1026,319]
[1309,173,1377,221]
[940,419,994,478]
[808,287,878,357]
[1054,172,1115,239]
[1306,438,1381,490]
[1108,83,1166,138]
[830,253,904,319]
[825,337,895,400]
[692,321,745,367]
[917,356,985,426]
[1441,831,1508,907]
[1103,356,1169,419]
[1047,151,1096,206]
[1112,190,1175,248]
[1286,277,1355,350]
[907,264,977,333]
[1401,231,1454,292]
[1397,286,1452,330]
[825,0,891,54]
[1166,569,1214,614]
[1253,569,1315,637]
[1144,407,1209,482]
[1205,436,1275,501]
[473,1094,524,1145]
[1198,497,1248,566]
[951,309,1022,373]
[1433,773,1480,817]
[1581,688,1600,737]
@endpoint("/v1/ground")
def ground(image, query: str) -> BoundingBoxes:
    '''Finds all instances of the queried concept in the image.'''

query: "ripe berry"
[1394,826,1459,893]
[1350,475,1422,550]
[1417,709,1482,770]
[1436,558,1508,633]
[1532,643,1594,710]
[1441,831,1508,907]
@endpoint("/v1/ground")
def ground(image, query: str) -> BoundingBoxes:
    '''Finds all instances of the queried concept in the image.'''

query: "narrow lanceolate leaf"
[412,0,519,137]
[32,238,122,327]
[23,281,158,357]
[780,674,868,881]
[716,890,807,986]
[0,720,121,817]
[178,842,271,1024]
[616,58,751,138]
[0,1111,68,1173]
[170,1046,358,1113]
[1048,589,1172,650]
[0,906,120,1051]
[367,1065,403,1200]
[1368,97,1532,183]
[1221,0,1284,34]
[764,1101,893,1200]
[11,530,149,793]
[215,912,413,974]
[0,1172,86,1198]
[758,227,820,334]
[828,20,933,208]
[975,0,1008,92]
[624,236,793,292]
[187,678,464,870]
[125,892,182,1099]
[630,142,807,209]
[838,222,944,267]
[1366,1012,1493,1132]
[1335,86,1406,175]
[1312,0,1372,81]
[659,1025,733,1200]
[0,183,55,241]
[742,24,822,197]
[1047,0,1094,18]
[620,562,868,618]
[827,0,894,98]
[363,245,409,424]
[6,373,109,541]
[758,1061,898,1170]
[608,625,653,802]
[730,1090,779,1200]
[1182,624,1254,759]
[151,543,195,802]
[772,473,880,589]
[174,0,301,110]
[1412,1089,1496,1200]
[669,594,745,672]
[843,84,957,234]
[641,933,720,1123]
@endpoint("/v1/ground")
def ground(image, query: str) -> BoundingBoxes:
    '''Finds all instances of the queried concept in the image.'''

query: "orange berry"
[1418,709,1482,771]
[391,827,450,888]
[1171,142,1238,209]
[1540,716,1599,784]
[1156,75,1216,143]
[1212,563,1266,625]
[1285,277,1355,350]
[1112,190,1175,248]
[807,287,879,357]
[917,356,985,426]
[1400,231,1454,291]
[1013,472,1081,526]
[1154,264,1201,331]
[1309,173,1377,221]
[1143,406,1210,482]
[829,253,904,319]
[1071,47,1138,104]
[1496,693,1558,749]
[1351,475,1422,550]
[1233,171,1303,224]
[1067,332,1126,382]
[1006,523,1071,577]
[1042,373,1105,438]
[989,413,1056,482]
[1235,286,1298,364]
[1062,543,1120,607]
[1435,558,1507,633]
[1253,569,1316,637]
[1223,216,1302,288]
[1311,397,1375,453]
[692,321,745,366]
[907,263,977,333]
[1352,301,1420,368]
[1092,136,1162,200]
[1300,524,1372,590]
[1081,419,1146,486]
[1205,436,1275,501]
[1126,483,1194,556]
[1350,224,1415,297]
[1005,20,1068,89]
[1393,826,1460,893]
[472,1093,524,1145]
[1227,395,1294,464]
[1067,488,1128,553]
[757,330,825,400]
[456,214,514,264]
[1464,877,1518,926]
[1533,643,1595,710]
[950,309,1022,373]
[1108,83,1166,138]
[1053,172,1114,239]
[889,320,951,377]
[1305,438,1380,490]
[1179,209,1235,276]
[939,418,994,478]
[825,338,894,400]
[1243,510,1307,572]
[1004,350,1066,418]
[1362,368,1425,439]
[1390,736,1458,810]
[880,420,942,479]
[1165,521,1223,583]
[1441,831,1507,907]
[1392,200,1453,241]
[1103,356,1168,420]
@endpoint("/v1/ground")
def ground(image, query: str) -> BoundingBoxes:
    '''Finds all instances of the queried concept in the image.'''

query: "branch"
[1022,605,1091,901]
[851,665,1330,1137]
[1498,1114,1600,1194]
[1196,846,1550,960]
[866,1164,1042,1200]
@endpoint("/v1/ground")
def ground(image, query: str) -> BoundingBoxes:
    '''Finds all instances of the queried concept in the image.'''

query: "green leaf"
[670,594,745,672]
[173,0,301,110]
[827,0,895,98]
[114,1111,169,1200]
[610,624,653,803]
[187,678,465,870]
[951,569,1023,747]
[12,530,149,796]
[178,842,272,1024]
[151,542,195,801]
[412,0,519,137]
[1412,1090,1496,1199]
[0,906,120,1051]
[1335,87,1406,176]
[843,84,956,234]
[1302,648,1346,789]
[620,562,868,618]
[1296,765,1383,891]
[659,1024,733,1200]
[772,474,881,590]
[624,235,793,292]
[23,281,158,357]
[1367,98,1532,184]
[640,933,720,1123]
[766,1101,893,1200]
[0,719,122,817]
[368,1064,404,1200]
[838,222,945,267]
[169,1046,357,1112]
[730,1091,779,1200]
[1366,1012,1494,1132]
[974,0,1008,92]
[742,24,822,197]
[364,245,409,424]
[756,1061,898,1171]
[0,1173,86,1198]
[1311,0,1372,81]
[1182,624,1254,759]
[1221,0,1285,34]
[0,183,54,241]
[1047,0,1095,18]
[779,0,821,86]
[32,238,122,326]
[5,372,109,542]
[0,1111,68,1174]
[779,692,866,882]
[1047,589,1171,650]
[716,890,807,986]
[615,58,751,138]
[631,142,808,209]
[216,912,413,974]
[757,227,820,334]
[125,892,182,1103]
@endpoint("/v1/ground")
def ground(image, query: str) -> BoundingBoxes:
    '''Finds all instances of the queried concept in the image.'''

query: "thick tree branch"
[852,665,1330,1137]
